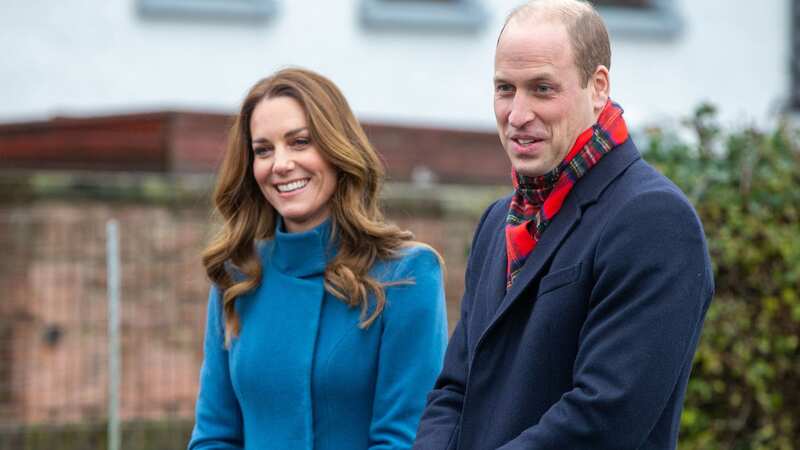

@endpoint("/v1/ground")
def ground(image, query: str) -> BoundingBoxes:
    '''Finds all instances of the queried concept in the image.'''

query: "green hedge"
[0,419,193,450]
[643,105,800,450]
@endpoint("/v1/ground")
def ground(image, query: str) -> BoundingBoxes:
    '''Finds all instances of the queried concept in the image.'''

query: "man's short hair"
[501,0,611,86]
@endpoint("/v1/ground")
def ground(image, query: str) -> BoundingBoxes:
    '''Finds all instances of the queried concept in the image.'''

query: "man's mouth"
[511,136,545,146]
[275,178,309,193]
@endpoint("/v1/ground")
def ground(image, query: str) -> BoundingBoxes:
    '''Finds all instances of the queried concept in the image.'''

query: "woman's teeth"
[276,179,309,193]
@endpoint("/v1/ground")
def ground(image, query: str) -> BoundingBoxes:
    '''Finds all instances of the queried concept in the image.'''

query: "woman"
[188,68,448,450]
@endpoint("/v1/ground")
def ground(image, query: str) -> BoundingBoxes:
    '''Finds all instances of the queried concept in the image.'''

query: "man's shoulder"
[461,194,512,260]
[600,152,706,246]
[613,155,694,212]
[484,194,513,222]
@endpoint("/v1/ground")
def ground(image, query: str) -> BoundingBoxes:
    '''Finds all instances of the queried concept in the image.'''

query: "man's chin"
[510,157,553,178]
[514,167,549,178]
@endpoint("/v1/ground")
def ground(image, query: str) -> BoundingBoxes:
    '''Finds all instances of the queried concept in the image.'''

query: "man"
[413,1,714,449]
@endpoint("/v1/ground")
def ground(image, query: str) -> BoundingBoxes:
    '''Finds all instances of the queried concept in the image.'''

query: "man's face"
[494,19,598,177]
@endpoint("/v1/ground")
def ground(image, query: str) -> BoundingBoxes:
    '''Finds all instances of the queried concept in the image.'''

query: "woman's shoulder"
[375,243,442,279]
[376,243,446,326]
[398,242,441,264]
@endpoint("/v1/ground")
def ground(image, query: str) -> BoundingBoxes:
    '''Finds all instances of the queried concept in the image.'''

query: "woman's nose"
[271,147,295,174]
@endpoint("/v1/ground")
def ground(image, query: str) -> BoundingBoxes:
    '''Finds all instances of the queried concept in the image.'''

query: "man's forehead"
[495,19,571,66]
[501,14,568,44]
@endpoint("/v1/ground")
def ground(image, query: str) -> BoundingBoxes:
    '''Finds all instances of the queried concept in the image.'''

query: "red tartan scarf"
[505,100,628,287]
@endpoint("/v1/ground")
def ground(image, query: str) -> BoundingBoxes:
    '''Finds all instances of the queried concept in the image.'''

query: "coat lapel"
[479,139,642,340]
[481,221,511,320]
[488,197,582,326]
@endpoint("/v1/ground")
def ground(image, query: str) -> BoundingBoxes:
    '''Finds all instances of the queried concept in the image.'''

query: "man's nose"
[508,94,534,129]
[272,147,295,174]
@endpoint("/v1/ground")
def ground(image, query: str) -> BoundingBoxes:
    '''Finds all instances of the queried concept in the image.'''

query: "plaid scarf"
[505,100,628,287]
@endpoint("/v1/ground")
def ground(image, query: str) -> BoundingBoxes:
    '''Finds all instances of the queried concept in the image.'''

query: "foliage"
[0,420,193,450]
[643,105,800,450]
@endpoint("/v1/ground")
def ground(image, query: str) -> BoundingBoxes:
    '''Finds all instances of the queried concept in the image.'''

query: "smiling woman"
[250,96,337,233]
[189,68,448,450]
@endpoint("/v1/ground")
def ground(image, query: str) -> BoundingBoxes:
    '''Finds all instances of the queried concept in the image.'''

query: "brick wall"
[0,109,503,430]
[0,111,509,184]
[0,198,481,426]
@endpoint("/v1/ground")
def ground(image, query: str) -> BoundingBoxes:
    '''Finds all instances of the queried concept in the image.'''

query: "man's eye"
[535,84,554,95]
[496,84,513,93]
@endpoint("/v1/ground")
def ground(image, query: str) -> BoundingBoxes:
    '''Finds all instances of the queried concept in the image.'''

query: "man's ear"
[590,65,610,113]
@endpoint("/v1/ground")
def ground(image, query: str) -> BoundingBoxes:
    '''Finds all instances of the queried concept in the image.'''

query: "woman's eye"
[293,137,310,147]
[253,147,273,157]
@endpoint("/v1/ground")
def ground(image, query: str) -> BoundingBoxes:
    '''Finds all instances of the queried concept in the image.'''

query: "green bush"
[643,105,800,450]
[0,419,193,450]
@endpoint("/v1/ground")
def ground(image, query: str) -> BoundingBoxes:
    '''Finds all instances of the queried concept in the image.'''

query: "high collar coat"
[190,220,448,450]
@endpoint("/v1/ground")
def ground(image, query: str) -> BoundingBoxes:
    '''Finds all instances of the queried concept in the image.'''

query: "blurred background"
[0,0,797,449]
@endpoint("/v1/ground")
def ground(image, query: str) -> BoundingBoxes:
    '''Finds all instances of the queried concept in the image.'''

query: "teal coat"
[189,219,448,450]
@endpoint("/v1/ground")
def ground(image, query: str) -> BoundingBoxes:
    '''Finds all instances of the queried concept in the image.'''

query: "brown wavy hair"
[202,67,434,347]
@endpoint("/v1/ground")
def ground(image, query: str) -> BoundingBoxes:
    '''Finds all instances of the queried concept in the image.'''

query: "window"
[591,0,682,38]
[594,0,651,8]
[360,0,486,32]
[137,0,276,22]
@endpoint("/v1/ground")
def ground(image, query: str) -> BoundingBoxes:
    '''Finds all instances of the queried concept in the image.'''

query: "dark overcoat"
[413,139,714,450]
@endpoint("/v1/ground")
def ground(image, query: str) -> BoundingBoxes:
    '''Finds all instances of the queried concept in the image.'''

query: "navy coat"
[413,140,714,450]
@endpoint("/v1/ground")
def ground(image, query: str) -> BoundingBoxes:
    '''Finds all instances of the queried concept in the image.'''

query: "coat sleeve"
[497,190,714,450]
[367,246,449,450]
[187,287,245,450]
[413,201,499,450]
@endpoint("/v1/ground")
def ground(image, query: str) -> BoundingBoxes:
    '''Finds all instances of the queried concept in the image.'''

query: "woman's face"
[250,96,337,233]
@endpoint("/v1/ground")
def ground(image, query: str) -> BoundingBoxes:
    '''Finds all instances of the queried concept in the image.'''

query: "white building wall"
[0,0,789,131]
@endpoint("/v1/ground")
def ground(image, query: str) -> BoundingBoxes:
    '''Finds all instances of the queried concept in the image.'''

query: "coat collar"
[263,217,334,278]
[485,139,642,330]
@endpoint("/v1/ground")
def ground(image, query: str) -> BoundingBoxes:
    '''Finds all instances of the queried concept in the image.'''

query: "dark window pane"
[591,0,652,8]
[382,0,457,3]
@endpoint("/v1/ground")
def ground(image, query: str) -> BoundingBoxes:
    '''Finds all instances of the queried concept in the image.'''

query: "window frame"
[137,0,277,22]
[594,0,682,38]
[359,0,487,32]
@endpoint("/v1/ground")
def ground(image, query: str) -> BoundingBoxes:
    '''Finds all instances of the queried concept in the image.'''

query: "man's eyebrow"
[524,71,555,81]
[494,73,555,84]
